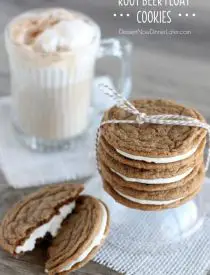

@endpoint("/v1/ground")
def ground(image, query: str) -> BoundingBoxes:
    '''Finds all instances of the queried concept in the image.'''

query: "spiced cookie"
[100,159,202,191]
[98,142,202,180]
[103,165,204,211]
[99,135,206,170]
[45,195,110,275]
[0,183,84,255]
[105,164,204,201]
[101,99,206,159]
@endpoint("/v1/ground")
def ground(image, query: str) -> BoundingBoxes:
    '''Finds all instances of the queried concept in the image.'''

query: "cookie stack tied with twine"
[97,85,210,211]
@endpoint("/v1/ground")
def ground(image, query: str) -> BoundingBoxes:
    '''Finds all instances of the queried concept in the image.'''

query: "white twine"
[96,84,210,172]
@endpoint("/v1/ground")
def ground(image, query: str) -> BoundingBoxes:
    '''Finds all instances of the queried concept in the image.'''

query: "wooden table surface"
[0,0,209,274]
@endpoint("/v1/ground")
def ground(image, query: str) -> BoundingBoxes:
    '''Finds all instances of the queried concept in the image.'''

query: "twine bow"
[97,84,210,172]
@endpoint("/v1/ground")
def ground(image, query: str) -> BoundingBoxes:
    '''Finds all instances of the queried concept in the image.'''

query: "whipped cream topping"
[10,8,97,53]
[16,201,75,254]
[111,167,193,184]
[115,189,183,205]
[34,19,95,52]
[59,202,107,272]
[116,145,198,164]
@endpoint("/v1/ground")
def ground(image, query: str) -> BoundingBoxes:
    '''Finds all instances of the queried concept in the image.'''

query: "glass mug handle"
[97,37,132,99]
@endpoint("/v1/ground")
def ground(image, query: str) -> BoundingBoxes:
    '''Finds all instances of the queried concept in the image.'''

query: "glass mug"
[5,8,132,151]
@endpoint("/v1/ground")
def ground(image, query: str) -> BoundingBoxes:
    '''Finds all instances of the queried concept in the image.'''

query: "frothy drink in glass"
[5,8,132,151]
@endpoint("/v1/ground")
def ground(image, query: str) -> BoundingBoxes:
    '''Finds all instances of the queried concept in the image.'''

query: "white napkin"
[85,175,210,275]
[0,77,116,188]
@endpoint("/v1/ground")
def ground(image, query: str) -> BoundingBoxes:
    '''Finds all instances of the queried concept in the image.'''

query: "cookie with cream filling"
[45,195,110,275]
[98,142,202,180]
[0,183,84,255]
[103,165,204,210]
[100,99,207,160]
[99,135,206,170]
[100,159,202,191]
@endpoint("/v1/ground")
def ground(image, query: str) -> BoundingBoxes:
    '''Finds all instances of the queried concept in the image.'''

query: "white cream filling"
[111,167,193,184]
[115,189,183,205]
[16,201,75,254]
[59,202,107,273]
[116,146,198,163]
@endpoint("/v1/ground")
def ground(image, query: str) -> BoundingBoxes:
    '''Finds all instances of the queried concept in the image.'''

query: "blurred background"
[0,0,209,120]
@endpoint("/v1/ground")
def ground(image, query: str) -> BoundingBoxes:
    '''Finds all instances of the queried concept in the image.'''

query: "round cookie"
[99,135,206,170]
[98,143,201,179]
[100,160,202,191]
[105,165,204,201]
[101,99,207,158]
[103,166,204,210]
[0,183,84,255]
[104,180,201,211]
[45,195,110,275]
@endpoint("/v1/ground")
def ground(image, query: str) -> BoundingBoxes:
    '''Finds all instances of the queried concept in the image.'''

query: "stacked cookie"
[98,99,207,211]
[0,184,110,274]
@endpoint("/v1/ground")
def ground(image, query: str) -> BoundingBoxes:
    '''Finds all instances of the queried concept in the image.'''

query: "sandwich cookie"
[100,159,202,191]
[98,142,203,184]
[45,195,110,274]
[100,99,207,161]
[103,165,204,211]
[99,135,206,170]
[0,183,84,255]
